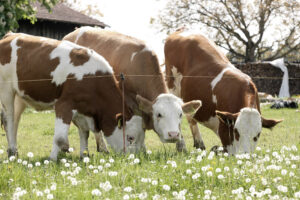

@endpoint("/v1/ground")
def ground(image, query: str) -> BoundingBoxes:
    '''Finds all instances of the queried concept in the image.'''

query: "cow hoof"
[194,141,206,150]
[176,142,187,153]
[97,148,109,154]
[7,148,18,157]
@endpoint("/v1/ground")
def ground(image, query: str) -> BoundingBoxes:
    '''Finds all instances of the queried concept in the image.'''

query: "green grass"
[0,105,299,199]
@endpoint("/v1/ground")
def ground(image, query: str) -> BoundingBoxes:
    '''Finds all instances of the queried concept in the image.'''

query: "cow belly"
[199,116,219,135]
[18,94,55,111]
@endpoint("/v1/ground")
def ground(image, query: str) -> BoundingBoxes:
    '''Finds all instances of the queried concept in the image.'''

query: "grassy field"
[0,105,299,199]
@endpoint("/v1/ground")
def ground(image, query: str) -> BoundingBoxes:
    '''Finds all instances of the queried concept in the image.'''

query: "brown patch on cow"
[0,35,12,65]
[69,48,90,66]
[16,35,61,103]
[234,128,240,141]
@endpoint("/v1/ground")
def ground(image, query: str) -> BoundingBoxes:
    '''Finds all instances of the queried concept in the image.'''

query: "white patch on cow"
[227,107,262,154]
[152,94,184,143]
[105,115,145,153]
[169,67,183,97]
[211,68,232,91]
[130,51,137,62]
[212,95,217,104]
[50,41,113,85]
[50,118,70,161]
[74,26,96,43]
[201,116,219,135]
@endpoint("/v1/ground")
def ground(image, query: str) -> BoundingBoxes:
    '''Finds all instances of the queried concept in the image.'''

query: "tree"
[154,0,300,62]
[0,0,59,38]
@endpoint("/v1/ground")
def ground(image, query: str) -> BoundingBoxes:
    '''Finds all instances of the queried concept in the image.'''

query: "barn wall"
[235,63,300,96]
[18,20,79,40]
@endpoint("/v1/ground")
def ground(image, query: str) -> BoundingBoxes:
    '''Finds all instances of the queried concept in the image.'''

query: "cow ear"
[136,95,153,114]
[216,110,239,126]
[182,100,202,116]
[261,117,283,129]
[115,113,123,129]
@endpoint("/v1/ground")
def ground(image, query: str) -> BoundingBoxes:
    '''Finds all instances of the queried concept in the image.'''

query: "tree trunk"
[245,41,256,63]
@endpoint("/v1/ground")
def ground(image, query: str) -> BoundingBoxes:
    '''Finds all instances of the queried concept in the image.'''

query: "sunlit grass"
[0,105,299,199]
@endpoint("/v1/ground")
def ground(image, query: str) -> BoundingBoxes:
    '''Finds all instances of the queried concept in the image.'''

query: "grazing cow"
[63,27,201,152]
[0,33,145,160]
[164,31,282,154]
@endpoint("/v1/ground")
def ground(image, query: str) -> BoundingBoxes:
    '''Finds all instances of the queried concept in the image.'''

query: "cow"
[63,27,202,152]
[0,32,145,161]
[164,30,282,154]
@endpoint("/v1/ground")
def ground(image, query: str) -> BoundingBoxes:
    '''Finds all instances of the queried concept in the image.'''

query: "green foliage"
[0,0,58,38]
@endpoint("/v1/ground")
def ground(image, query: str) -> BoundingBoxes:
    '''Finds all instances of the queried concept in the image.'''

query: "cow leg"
[176,136,187,152]
[187,115,206,150]
[50,103,72,161]
[78,127,89,158]
[95,131,109,153]
[0,92,17,156]
[12,96,26,147]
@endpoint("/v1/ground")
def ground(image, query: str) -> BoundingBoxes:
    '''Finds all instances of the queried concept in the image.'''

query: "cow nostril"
[168,132,179,138]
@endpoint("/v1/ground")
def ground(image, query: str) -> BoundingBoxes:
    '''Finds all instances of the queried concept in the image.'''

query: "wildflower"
[60,159,67,163]
[123,194,130,200]
[27,152,34,158]
[44,189,50,194]
[35,162,41,167]
[207,171,213,177]
[224,152,229,157]
[133,158,140,164]
[224,166,230,171]
[72,162,77,167]
[28,164,33,168]
[88,165,94,169]
[98,165,103,171]
[204,190,211,195]
[9,156,16,162]
[291,164,296,169]
[147,150,152,154]
[44,160,49,165]
[47,194,54,199]
[151,180,158,185]
[68,147,74,152]
[192,173,200,180]
[289,172,295,177]
[256,146,261,151]
[217,174,225,179]
[246,196,252,200]
[99,181,112,192]
[36,191,43,196]
[100,159,106,163]
[261,178,268,186]
[105,163,111,168]
[295,191,300,198]
[215,168,221,173]
[124,187,133,192]
[138,192,147,200]
[163,185,170,191]
[128,154,135,159]
[50,184,56,191]
[246,178,251,183]
[0,149,4,154]
[108,158,114,163]
[281,169,287,176]
[185,160,191,164]
[71,180,78,185]
[83,157,89,163]
[93,169,99,174]
[186,169,192,174]
[32,180,37,185]
[92,189,102,196]
[22,160,28,165]
[61,171,67,176]
[108,171,118,176]
[237,160,243,165]
[277,185,288,193]
[17,159,22,163]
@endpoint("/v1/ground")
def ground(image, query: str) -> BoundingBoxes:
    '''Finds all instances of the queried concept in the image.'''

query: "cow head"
[105,115,145,153]
[216,107,282,154]
[137,93,201,143]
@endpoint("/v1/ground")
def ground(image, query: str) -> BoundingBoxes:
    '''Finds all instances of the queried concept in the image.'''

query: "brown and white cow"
[164,31,282,154]
[0,33,145,160]
[63,27,201,152]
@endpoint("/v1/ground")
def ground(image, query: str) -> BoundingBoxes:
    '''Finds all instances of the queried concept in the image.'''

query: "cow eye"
[157,113,162,118]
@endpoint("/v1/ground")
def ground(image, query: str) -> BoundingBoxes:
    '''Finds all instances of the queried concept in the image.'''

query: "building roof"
[35,2,107,28]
